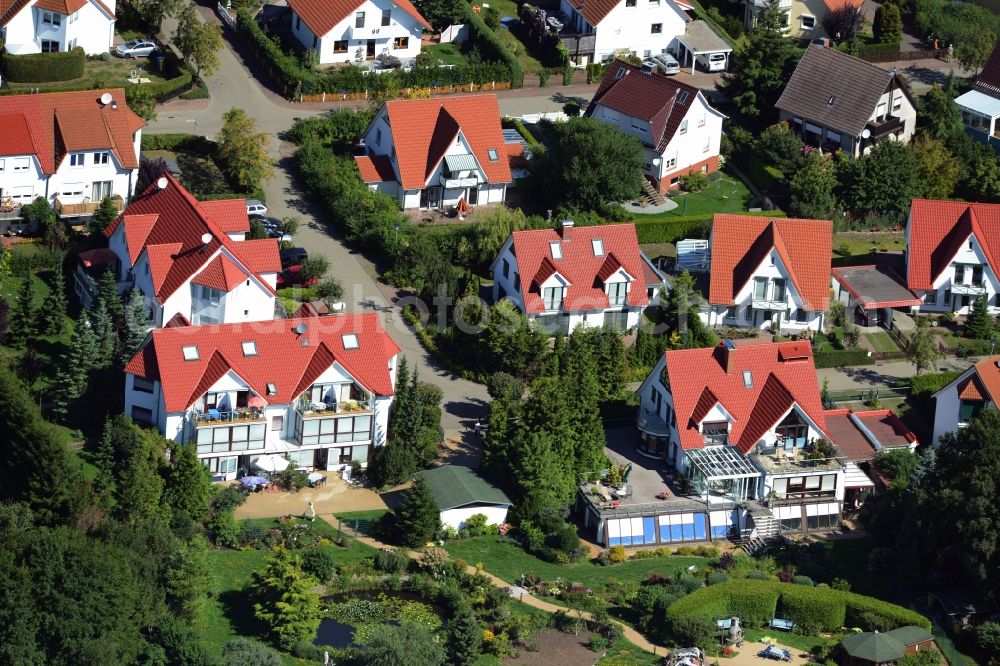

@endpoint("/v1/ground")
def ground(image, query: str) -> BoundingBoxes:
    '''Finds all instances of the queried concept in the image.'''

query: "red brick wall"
[658,155,720,192]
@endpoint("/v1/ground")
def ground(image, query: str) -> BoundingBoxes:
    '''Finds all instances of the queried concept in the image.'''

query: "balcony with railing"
[865,115,904,140]
[54,194,124,218]
[952,280,987,296]
[296,396,374,418]
[188,407,267,428]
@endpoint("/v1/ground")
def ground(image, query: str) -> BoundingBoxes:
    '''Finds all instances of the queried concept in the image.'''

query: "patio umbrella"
[456,196,469,219]
[240,476,269,487]
[252,454,290,473]
[248,396,267,409]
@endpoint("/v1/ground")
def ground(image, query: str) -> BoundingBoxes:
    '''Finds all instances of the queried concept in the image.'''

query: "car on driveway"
[650,53,680,75]
[116,39,159,58]
[246,200,268,216]
[279,247,308,269]
[277,265,318,289]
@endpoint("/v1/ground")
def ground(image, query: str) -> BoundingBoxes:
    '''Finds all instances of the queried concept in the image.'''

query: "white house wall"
[51,149,136,207]
[291,0,424,65]
[0,153,47,231]
[656,96,723,180]
[440,504,509,531]
[918,235,1000,314]
[574,0,688,62]
[4,2,115,55]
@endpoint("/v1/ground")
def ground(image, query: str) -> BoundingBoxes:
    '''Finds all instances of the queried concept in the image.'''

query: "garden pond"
[313,589,447,649]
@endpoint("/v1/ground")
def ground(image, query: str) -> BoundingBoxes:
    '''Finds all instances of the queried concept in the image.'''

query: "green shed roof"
[841,632,906,662]
[886,625,934,646]
[416,466,513,511]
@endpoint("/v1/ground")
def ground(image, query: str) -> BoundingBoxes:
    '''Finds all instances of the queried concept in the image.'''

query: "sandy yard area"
[234,473,387,520]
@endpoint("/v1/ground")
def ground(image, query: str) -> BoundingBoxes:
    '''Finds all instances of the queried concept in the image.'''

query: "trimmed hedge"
[141,133,216,153]
[666,580,930,642]
[813,349,875,369]
[857,41,902,58]
[907,370,961,396]
[632,210,787,245]
[463,3,523,88]
[3,47,85,82]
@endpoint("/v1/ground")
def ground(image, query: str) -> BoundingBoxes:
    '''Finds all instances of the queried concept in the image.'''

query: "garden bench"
[769,617,795,631]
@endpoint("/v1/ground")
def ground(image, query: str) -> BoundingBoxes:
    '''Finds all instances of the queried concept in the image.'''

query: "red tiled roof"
[511,223,649,314]
[287,0,429,36]
[586,61,704,153]
[708,215,832,311]
[568,0,689,27]
[124,314,401,412]
[957,375,986,401]
[596,252,623,283]
[164,312,191,328]
[0,89,142,174]
[78,247,117,268]
[975,42,1000,98]
[971,356,1000,403]
[192,255,248,292]
[906,200,1000,291]
[0,114,36,156]
[105,174,279,301]
[823,408,916,461]
[355,155,397,183]
[664,341,828,453]
[35,0,88,14]
[198,199,249,234]
[378,95,512,190]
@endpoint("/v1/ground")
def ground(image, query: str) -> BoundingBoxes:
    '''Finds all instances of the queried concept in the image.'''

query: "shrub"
[462,3,523,87]
[2,47,85,82]
[727,586,779,625]
[563,101,581,116]
[587,635,608,652]
[668,614,716,647]
[538,68,550,87]
[746,570,770,580]
[300,549,336,582]
[813,349,875,368]
[707,572,729,586]
[843,595,930,631]
[779,584,845,634]
[608,545,627,563]
[680,171,709,192]
[793,575,815,586]
[374,548,409,574]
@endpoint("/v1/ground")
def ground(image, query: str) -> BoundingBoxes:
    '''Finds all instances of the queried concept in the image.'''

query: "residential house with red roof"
[490,220,665,334]
[905,199,1000,315]
[124,314,401,479]
[744,0,865,40]
[0,88,142,233]
[931,356,1000,445]
[955,41,1000,149]
[1,0,116,56]
[586,60,724,192]
[558,0,691,66]
[355,95,514,210]
[286,0,428,65]
[703,214,832,332]
[75,173,281,326]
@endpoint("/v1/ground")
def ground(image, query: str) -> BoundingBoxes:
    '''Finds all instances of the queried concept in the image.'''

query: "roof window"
[827,95,836,105]
[487,148,499,161]
[342,333,359,350]
[742,370,753,389]
[614,66,626,80]
[241,341,257,356]
[677,90,689,104]
[182,345,199,361]
[266,383,277,395]
[592,238,604,256]
[550,241,563,260]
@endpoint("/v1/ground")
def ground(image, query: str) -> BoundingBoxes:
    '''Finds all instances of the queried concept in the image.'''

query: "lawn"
[486,0,547,74]
[863,330,901,354]
[444,536,713,591]
[743,626,836,653]
[629,169,754,220]
[422,42,468,67]
[143,149,231,197]
[596,638,663,665]
[832,231,906,258]
[4,55,172,93]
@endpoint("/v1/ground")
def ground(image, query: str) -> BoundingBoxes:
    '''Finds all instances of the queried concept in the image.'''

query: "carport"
[675,20,732,75]
[831,265,923,328]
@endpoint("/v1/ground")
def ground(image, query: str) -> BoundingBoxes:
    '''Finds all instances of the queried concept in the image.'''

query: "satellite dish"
[99,92,113,105]
[201,233,212,245]
[156,176,168,189]
[861,128,871,139]
[294,322,308,335]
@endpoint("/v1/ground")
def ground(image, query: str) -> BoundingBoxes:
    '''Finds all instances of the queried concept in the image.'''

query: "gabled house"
[704,215,832,332]
[123,314,400,479]
[955,41,1000,149]
[558,0,691,66]
[490,220,665,335]
[585,60,725,192]
[744,0,865,40]
[0,88,142,233]
[905,199,1000,315]
[355,95,512,210]
[931,356,1000,445]
[0,0,116,55]
[287,0,428,66]
[775,44,916,158]
[75,173,280,326]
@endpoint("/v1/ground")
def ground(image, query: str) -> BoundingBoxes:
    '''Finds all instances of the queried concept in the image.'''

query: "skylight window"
[342,334,359,350]
[182,346,199,361]
[827,95,836,105]
[742,370,753,389]
[487,148,499,161]
[677,90,689,104]
[266,383,277,395]
[550,241,563,260]
[592,238,604,256]
[241,341,258,356]
[614,67,626,80]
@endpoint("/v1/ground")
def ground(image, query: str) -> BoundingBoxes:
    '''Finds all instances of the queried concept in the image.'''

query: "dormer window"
[702,421,728,446]
[542,286,565,310]
[182,346,199,361]
[241,341,257,356]
[267,383,277,395]
[487,148,499,161]
[342,333,359,349]
[42,10,61,26]
[592,238,604,256]
[742,370,753,389]
[550,241,563,260]
[828,96,836,106]
[608,281,627,306]
[615,67,626,80]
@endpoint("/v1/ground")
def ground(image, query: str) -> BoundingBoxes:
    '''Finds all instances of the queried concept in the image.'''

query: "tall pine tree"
[50,319,99,421]
[395,477,440,547]
[121,289,150,365]
[721,0,798,118]
[38,259,68,336]
[91,300,117,369]
[164,441,211,520]
[445,605,483,666]
[965,294,994,340]
[10,270,37,343]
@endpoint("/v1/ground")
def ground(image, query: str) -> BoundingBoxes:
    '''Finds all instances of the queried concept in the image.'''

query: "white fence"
[440,23,469,44]
[676,239,710,272]
[216,2,236,29]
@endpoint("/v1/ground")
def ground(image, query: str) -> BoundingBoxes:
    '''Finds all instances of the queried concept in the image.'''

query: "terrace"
[54,194,124,218]
[749,448,845,475]
[188,408,267,427]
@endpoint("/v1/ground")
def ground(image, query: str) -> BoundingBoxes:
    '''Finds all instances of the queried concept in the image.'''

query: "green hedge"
[858,42,902,57]
[813,349,875,368]
[141,133,216,153]
[907,370,961,396]
[2,47,85,82]
[632,210,787,245]
[666,580,930,642]
[463,3,523,88]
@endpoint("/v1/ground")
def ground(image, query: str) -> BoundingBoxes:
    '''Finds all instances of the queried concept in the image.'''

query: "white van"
[696,52,727,72]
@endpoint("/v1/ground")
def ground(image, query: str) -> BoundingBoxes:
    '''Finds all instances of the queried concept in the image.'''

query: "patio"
[234,471,388,520]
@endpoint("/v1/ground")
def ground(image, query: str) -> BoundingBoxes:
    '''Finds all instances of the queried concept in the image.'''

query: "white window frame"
[800,14,815,29]
[679,119,688,134]
[69,154,84,168]
[94,151,110,165]
[42,10,62,26]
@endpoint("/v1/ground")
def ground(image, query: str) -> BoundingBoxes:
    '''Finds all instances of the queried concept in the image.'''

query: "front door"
[467,186,479,205]
[314,448,328,470]
[366,40,376,59]
[427,187,441,209]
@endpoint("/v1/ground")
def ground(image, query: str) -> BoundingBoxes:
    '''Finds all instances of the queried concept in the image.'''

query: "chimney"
[560,219,574,240]
[719,338,737,373]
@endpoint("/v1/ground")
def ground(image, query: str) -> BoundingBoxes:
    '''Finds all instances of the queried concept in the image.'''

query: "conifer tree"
[122,289,150,364]
[10,271,37,343]
[96,268,125,327]
[250,550,321,650]
[90,196,120,235]
[164,441,211,520]
[50,319,99,420]
[395,477,440,547]
[445,605,483,666]
[38,259,67,336]
[965,294,994,340]
[91,300,117,369]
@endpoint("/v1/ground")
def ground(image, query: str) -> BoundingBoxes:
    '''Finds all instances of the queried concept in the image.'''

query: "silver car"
[651,53,680,75]
[116,39,159,58]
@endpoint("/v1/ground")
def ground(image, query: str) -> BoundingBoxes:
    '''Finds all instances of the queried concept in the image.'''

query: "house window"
[502,258,510,279]
[0,159,4,172]
[295,14,301,30]
[67,38,76,50]
[550,241,562,260]
[665,155,677,169]
[725,306,738,320]
[704,136,711,152]
[241,341,258,356]
[924,290,937,305]
[959,400,984,424]
[131,406,153,425]
[333,40,348,53]
[608,281,627,306]
[342,334,359,349]
[62,183,83,197]
[626,0,636,5]
[592,238,604,256]
[355,11,365,27]
[375,128,382,145]
[92,181,112,200]
[542,286,565,310]
[69,11,77,23]
[382,9,391,25]
[793,308,808,323]
[182,345,200,361]
[702,421,728,446]
[801,15,815,28]
[679,119,688,134]
[677,90,689,104]
[196,424,266,454]
[776,411,808,447]
[41,39,59,52]
[487,147,499,161]
[133,376,155,393]
[393,36,408,49]
[42,11,61,26]
[651,23,662,34]
[772,278,786,301]
[893,95,902,111]
[69,154,84,167]
[742,370,753,388]
[753,277,768,300]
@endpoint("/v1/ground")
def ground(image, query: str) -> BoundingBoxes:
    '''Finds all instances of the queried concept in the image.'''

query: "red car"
[277,265,318,289]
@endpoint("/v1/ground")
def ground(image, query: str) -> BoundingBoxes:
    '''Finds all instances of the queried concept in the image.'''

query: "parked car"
[277,265,318,289]
[374,53,401,69]
[115,39,159,58]
[696,52,727,72]
[250,213,282,228]
[651,53,680,75]
[246,200,268,216]
[279,247,308,269]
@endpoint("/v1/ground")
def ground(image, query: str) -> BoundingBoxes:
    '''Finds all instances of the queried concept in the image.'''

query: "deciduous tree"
[362,622,446,666]
[838,140,921,222]
[919,84,963,142]
[956,26,996,75]
[217,108,274,192]
[911,134,960,200]
[789,151,840,219]
[908,316,941,375]
[173,3,223,78]
[822,1,864,43]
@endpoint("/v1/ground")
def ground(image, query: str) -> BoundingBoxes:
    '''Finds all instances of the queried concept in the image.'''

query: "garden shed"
[416,465,512,531]
[840,626,935,665]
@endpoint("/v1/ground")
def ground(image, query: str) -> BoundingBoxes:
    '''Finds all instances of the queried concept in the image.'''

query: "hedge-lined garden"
[2,47,85,82]
[665,579,930,646]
